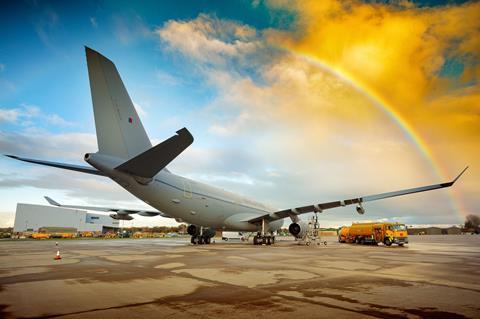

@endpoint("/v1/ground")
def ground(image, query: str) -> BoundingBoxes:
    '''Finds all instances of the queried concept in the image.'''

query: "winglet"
[44,196,61,207]
[453,166,469,183]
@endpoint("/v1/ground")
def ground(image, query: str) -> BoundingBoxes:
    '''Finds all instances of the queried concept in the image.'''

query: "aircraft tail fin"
[85,47,152,159]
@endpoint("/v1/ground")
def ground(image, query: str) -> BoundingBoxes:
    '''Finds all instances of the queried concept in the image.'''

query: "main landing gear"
[253,233,275,245]
[191,235,211,245]
[188,225,215,245]
[253,219,275,245]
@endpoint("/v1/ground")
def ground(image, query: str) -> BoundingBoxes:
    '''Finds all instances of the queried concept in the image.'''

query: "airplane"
[6,47,468,245]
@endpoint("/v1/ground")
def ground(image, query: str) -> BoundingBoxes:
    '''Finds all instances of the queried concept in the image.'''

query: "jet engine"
[109,213,133,220]
[288,221,308,239]
[356,204,365,215]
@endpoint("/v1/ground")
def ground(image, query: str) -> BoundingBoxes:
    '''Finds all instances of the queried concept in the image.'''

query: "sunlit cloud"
[154,6,478,221]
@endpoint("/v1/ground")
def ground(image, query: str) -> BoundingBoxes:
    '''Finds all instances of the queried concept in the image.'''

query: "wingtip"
[453,166,469,183]
[44,196,60,206]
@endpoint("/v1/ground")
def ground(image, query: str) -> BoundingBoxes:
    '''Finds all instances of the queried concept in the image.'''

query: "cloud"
[156,14,261,66]
[133,101,147,117]
[154,10,479,222]
[90,16,98,28]
[155,70,184,86]
[0,104,72,127]
[267,0,480,108]
[113,14,152,45]
[0,130,97,160]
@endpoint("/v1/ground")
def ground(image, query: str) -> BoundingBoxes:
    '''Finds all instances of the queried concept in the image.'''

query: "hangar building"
[13,203,119,233]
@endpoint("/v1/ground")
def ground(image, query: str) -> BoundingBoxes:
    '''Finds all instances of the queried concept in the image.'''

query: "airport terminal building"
[13,203,119,233]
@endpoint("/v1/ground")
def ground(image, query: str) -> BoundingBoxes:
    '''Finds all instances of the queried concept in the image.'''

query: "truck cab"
[383,223,408,246]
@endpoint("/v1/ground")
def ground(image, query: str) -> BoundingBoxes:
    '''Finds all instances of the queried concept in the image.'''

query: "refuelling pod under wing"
[110,212,134,220]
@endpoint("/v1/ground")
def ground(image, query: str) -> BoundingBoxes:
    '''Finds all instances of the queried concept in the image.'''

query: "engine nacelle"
[356,204,365,215]
[109,213,133,220]
[288,221,308,239]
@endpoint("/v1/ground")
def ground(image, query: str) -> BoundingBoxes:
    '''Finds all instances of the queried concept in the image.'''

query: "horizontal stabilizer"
[115,127,193,178]
[5,155,106,176]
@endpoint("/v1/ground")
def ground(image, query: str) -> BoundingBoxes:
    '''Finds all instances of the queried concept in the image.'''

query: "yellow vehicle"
[338,222,408,246]
[31,233,51,239]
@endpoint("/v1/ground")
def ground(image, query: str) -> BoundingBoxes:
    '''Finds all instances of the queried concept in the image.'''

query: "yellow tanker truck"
[338,222,408,246]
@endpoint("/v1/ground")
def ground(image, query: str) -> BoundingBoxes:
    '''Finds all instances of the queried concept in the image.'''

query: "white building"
[13,203,119,233]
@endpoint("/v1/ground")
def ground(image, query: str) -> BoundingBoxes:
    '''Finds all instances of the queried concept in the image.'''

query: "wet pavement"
[0,235,479,318]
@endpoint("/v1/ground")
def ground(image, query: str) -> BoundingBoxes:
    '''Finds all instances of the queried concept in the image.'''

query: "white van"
[222,232,246,241]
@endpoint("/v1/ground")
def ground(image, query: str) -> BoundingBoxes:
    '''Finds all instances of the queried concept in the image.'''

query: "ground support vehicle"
[339,222,408,246]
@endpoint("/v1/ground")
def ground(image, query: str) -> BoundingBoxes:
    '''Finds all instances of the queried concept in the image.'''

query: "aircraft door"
[183,180,192,199]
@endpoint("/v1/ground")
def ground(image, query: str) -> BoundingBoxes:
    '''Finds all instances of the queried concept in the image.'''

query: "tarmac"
[0,235,479,319]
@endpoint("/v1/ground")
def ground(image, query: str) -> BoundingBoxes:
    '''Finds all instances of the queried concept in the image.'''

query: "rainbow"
[292,52,465,221]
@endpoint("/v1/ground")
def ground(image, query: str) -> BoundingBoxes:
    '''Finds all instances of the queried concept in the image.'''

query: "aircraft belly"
[114,173,272,231]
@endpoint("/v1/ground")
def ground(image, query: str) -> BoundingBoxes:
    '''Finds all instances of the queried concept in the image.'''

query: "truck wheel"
[398,243,404,247]
[359,237,365,245]
[384,238,392,246]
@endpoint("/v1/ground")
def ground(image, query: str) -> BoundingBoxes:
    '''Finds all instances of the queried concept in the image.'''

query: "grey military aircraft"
[6,48,468,245]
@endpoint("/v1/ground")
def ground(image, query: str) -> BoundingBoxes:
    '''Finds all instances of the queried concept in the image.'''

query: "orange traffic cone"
[54,250,62,260]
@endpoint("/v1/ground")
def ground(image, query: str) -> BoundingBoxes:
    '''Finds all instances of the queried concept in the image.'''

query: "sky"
[0,0,478,228]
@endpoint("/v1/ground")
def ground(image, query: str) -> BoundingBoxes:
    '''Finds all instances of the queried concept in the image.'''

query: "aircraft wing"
[247,167,468,224]
[44,196,172,219]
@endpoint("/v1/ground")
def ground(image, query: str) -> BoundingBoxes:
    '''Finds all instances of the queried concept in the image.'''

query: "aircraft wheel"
[205,237,211,244]
[198,236,204,245]
[266,236,271,245]
[253,236,258,245]
[191,236,197,245]
[272,236,275,244]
